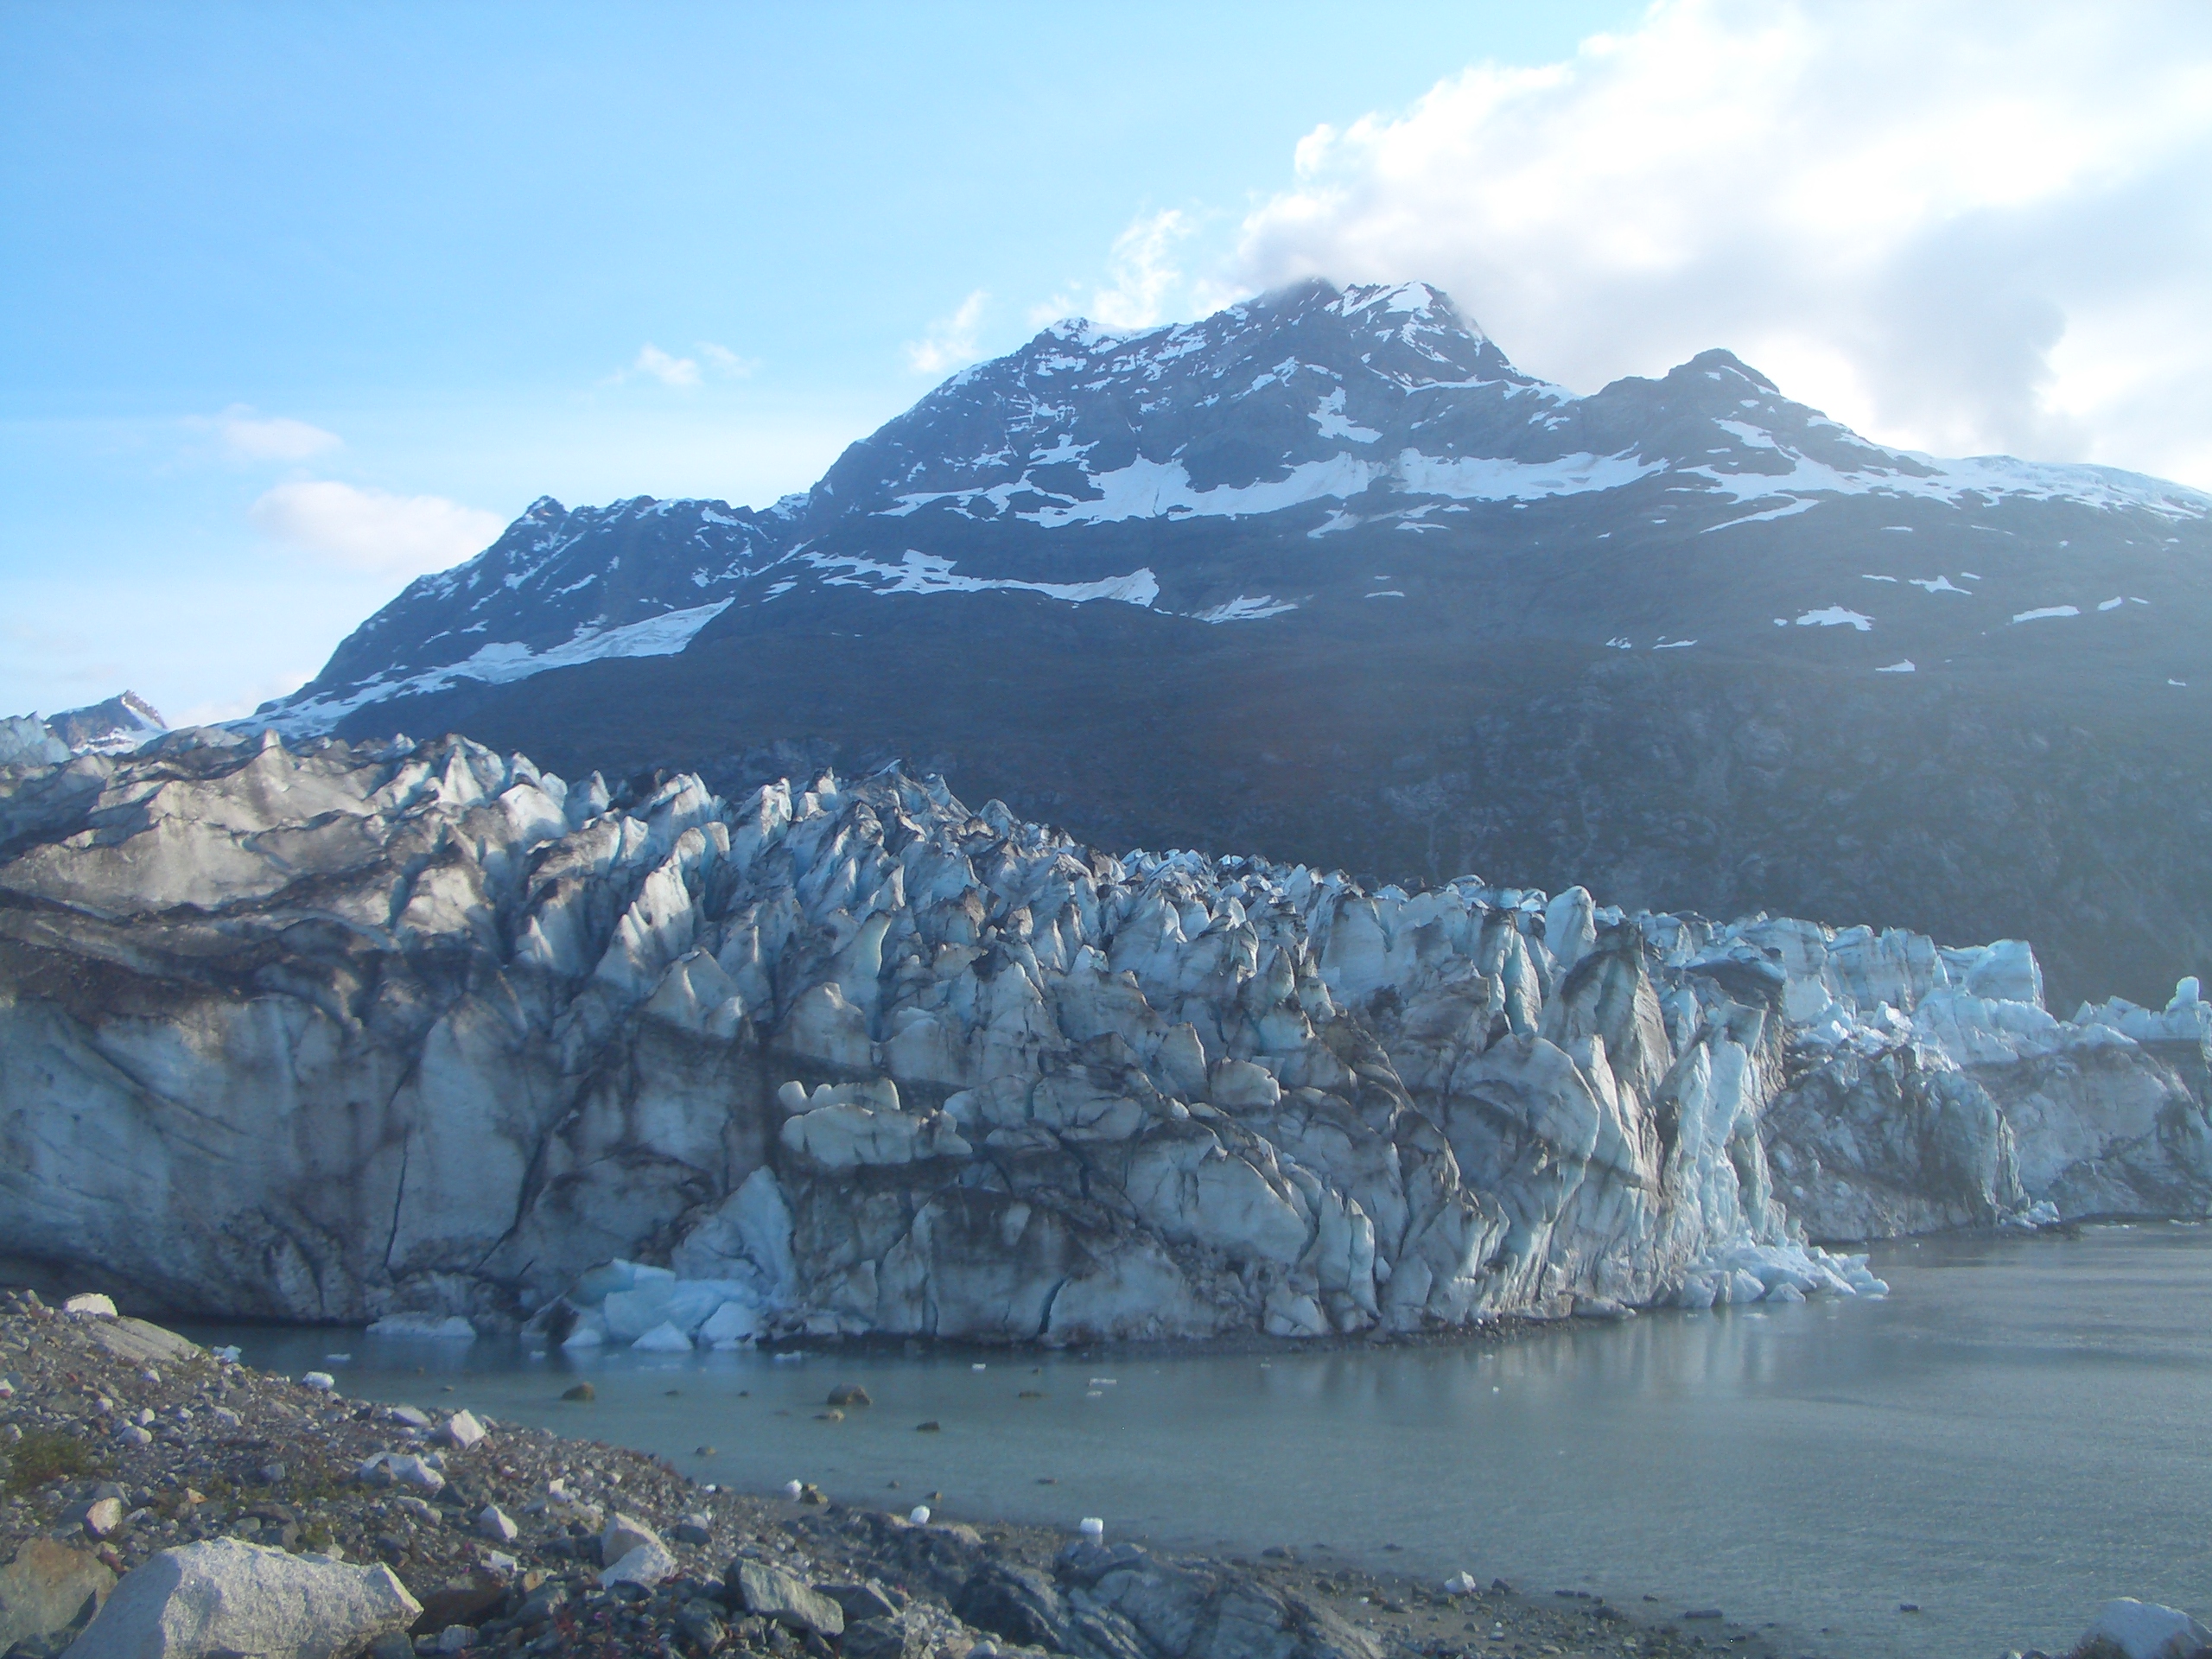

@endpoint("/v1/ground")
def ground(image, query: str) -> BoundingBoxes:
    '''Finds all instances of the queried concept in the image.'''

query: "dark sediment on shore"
[0,1289,1824,1659]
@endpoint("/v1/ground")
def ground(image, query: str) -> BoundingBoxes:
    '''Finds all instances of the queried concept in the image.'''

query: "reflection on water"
[184,1224,2212,1659]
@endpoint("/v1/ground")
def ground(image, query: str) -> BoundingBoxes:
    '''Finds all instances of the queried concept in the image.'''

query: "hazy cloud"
[209,406,342,462]
[616,341,755,388]
[1230,0,2212,483]
[1036,209,1198,333]
[905,289,989,373]
[249,480,505,578]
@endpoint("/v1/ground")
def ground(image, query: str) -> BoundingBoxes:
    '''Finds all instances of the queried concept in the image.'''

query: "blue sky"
[4,2,2207,723]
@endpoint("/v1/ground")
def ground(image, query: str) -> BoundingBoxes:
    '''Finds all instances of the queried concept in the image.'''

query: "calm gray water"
[186,1225,2212,1659]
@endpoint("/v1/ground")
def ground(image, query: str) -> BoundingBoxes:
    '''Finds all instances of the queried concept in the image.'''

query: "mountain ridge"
[238,278,2212,1011]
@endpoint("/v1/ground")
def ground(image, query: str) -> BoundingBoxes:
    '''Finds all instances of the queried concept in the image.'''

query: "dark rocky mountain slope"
[250,281,2212,1011]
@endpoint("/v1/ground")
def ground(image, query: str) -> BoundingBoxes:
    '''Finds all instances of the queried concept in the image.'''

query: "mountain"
[250,280,2212,1009]
[3,728,2204,1327]
[0,690,165,766]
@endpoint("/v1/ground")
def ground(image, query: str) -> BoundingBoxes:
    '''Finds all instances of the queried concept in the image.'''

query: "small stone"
[436,1623,476,1652]
[389,1405,433,1429]
[798,1484,826,1505]
[476,1505,518,1543]
[560,1383,594,1402]
[300,1372,336,1392]
[115,1425,152,1447]
[440,1411,486,1451]
[256,1463,287,1485]
[915,1421,941,1433]
[64,1294,118,1318]
[826,1384,872,1408]
[815,1409,844,1422]
[82,1499,125,1539]
[671,1514,713,1546]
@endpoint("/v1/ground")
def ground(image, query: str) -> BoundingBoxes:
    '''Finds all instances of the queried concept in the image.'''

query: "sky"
[3,1,2209,725]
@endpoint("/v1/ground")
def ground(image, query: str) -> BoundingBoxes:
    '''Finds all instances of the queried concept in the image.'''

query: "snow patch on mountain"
[801,550,1160,608]
[260,601,734,735]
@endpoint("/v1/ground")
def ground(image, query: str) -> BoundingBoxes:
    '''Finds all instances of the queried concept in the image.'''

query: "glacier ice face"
[0,733,2204,1338]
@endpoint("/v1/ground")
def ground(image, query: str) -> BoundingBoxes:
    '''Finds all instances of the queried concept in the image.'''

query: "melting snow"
[1192,595,1299,624]
[1796,607,1874,631]
[807,550,1159,608]
[255,600,736,736]
[1311,389,1381,443]
[2012,606,2080,623]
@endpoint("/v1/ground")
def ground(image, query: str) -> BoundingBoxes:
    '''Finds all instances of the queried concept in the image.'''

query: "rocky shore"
[0,1293,1848,1659]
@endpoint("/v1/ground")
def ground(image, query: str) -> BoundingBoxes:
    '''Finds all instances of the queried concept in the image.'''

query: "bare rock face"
[2,731,2207,1338]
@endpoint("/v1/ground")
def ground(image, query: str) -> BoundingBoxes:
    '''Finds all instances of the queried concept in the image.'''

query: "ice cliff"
[2,730,2206,1339]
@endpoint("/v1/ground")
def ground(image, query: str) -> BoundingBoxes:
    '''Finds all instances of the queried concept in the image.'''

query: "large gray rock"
[1,737,2205,1337]
[2075,1599,2212,1659]
[727,1561,844,1637]
[60,1538,420,1659]
[0,1540,114,1655]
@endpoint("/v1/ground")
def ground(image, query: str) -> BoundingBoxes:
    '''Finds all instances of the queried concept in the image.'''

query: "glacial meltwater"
[184,1225,2212,1659]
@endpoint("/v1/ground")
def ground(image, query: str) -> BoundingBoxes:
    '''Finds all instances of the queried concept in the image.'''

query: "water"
[184,1224,2212,1659]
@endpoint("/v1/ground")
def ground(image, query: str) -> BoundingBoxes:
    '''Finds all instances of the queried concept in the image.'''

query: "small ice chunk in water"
[910,1505,932,1524]
[1080,1517,1104,1540]
[784,1479,804,1500]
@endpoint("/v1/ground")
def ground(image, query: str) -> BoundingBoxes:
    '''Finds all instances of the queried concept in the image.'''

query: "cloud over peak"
[1228,0,2212,485]
[249,480,505,578]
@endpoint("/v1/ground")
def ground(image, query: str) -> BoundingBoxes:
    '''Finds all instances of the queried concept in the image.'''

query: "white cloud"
[211,406,342,462]
[632,343,702,387]
[249,480,506,578]
[1035,209,1198,333]
[614,340,757,388]
[699,342,758,377]
[905,289,990,374]
[1229,0,2212,485]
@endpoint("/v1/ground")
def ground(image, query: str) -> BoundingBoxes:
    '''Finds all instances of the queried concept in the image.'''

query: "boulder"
[842,1614,927,1659]
[0,1540,114,1655]
[2075,1599,2212,1659]
[600,1515,664,1566]
[727,1561,845,1637]
[600,1542,677,1590]
[438,1411,486,1451]
[60,1539,420,1659]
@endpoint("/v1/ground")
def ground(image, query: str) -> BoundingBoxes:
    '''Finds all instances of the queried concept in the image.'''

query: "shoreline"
[0,1289,1837,1659]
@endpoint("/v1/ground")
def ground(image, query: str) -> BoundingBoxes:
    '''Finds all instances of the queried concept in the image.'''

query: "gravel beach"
[0,1289,1824,1659]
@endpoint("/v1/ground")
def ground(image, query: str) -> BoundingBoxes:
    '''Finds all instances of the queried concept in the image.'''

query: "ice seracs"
[2,731,2204,1338]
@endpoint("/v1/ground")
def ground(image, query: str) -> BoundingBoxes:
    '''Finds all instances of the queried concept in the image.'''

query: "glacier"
[1,728,2205,1339]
